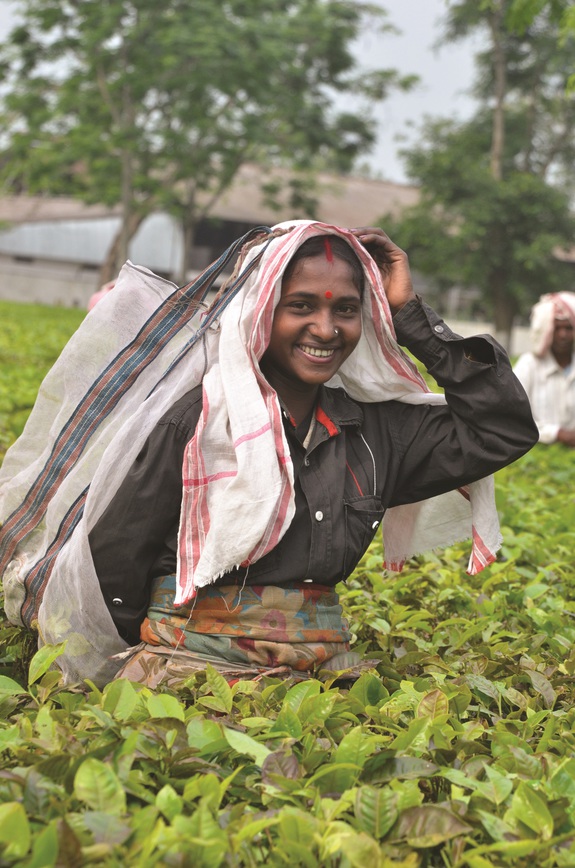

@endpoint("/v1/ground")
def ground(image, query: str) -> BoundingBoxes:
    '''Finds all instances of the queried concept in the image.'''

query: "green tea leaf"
[480,765,514,805]
[234,815,281,846]
[0,674,27,695]
[388,716,428,750]
[103,678,140,720]
[475,809,518,843]
[550,758,575,801]
[269,706,303,738]
[26,821,59,868]
[362,754,439,783]
[335,726,375,768]
[175,802,228,866]
[156,784,184,822]
[28,642,66,686]
[187,717,227,754]
[278,807,317,846]
[223,727,271,767]
[147,693,185,721]
[348,673,389,708]
[299,691,338,725]
[322,824,381,867]
[74,758,127,815]
[308,762,362,793]
[417,688,449,719]
[0,727,21,750]
[0,802,31,859]
[355,785,399,838]
[282,680,322,715]
[511,782,554,839]
[204,664,233,714]
[392,805,472,847]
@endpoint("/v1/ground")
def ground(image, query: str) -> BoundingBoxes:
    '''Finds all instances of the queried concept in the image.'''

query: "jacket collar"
[280,385,363,450]
[315,385,363,434]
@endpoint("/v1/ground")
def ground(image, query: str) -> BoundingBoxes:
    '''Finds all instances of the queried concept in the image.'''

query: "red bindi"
[325,290,333,299]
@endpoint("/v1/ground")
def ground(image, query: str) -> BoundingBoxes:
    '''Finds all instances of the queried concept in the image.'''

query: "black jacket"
[89,298,538,643]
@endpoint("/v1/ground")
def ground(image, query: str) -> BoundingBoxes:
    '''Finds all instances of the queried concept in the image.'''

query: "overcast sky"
[0,0,483,185]
[354,0,484,182]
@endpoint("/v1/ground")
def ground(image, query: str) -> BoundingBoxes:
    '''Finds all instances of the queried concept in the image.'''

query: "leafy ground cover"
[0,301,85,461]
[1,300,574,866]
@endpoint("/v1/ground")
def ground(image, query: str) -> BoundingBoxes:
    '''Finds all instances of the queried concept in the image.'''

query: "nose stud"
[334,327,340,336]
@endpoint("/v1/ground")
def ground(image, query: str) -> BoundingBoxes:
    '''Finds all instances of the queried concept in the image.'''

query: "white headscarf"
[530,292,575,358]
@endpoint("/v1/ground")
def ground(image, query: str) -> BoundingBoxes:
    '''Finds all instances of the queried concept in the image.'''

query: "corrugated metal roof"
[0,212,183,271]
[207,164,420,225]
[0,163,419,227]
[0,197,120,223]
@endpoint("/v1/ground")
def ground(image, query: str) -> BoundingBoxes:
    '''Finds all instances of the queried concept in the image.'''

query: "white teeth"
[300,346,335,358]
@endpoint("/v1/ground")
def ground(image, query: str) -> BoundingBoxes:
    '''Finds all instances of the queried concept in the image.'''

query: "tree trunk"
[179,211,197,285]
[489,0,507,182]
[491,274,517,352]
[99,210,147,285]
[119,146,133,267]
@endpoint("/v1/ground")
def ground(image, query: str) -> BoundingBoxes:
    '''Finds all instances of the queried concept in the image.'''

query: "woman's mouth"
[298,345,336,359]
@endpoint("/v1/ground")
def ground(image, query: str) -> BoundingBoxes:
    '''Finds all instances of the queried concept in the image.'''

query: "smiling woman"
[0,221,538,686]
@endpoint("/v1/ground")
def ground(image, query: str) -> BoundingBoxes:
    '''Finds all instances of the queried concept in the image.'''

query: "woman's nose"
[309,310,335,340]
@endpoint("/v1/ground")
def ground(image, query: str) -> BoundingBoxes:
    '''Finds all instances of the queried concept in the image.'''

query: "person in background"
[513,293,575,447]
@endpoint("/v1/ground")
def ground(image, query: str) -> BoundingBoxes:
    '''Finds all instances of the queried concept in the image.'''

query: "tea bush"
[1,300,574,866]
[0,301,84,460]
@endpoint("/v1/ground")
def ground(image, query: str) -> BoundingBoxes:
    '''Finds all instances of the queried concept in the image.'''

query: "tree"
[443,0,575,186]
[387,0,575,346]
[387,116,575,345]
[507,0,575,88]
[0,0,415,282]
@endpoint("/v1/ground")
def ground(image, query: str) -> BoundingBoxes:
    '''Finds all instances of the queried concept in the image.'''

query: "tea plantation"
[1,300,574,867]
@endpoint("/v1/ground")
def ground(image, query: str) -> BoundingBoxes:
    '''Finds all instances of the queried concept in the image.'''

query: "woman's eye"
[288,301,311,311]
[338,305,360,315]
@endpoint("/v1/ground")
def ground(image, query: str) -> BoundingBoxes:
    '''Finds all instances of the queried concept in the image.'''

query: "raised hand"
[351,227,416,315]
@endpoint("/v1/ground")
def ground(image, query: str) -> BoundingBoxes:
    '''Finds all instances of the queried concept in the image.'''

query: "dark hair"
[282,236,364,297]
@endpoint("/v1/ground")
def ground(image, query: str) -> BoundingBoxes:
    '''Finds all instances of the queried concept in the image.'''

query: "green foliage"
[388,117,575,318]
[507,0,572,34]
[390,1,575,340]
[506,0,575,90]
[0,301,84,461]
[2,302,575,865]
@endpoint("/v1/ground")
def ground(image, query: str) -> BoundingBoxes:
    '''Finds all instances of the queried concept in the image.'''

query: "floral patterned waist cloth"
[143,576,350,644]
[122,576,356,678]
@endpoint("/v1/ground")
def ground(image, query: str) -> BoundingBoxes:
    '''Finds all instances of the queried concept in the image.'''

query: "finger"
[351,226,386,239]
[351,226,385,234]
[351,229,395,249]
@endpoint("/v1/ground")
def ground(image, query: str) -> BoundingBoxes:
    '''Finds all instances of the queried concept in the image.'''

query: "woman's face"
[261,253,363,391]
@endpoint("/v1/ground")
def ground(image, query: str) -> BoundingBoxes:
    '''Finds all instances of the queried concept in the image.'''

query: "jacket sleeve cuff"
[393,297,496,368]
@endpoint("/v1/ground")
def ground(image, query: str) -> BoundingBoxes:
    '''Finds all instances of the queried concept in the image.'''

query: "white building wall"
[0,212,185,308]
[0,256,99,307]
